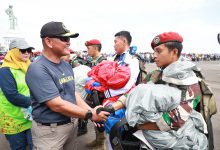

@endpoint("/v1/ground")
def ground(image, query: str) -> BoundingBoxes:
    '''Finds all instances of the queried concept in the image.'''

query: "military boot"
[86,128,105,148]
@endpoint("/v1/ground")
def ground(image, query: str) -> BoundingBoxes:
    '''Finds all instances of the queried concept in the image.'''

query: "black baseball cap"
[40,21,79,38]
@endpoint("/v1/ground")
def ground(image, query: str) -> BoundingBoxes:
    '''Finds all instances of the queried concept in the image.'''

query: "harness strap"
[92,90,100,106]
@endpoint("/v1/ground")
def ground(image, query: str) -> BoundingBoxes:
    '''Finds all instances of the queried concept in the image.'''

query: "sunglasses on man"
[49,36,70,42]
[19,49,33,54]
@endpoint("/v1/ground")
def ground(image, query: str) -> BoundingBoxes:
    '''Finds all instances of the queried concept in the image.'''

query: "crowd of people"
[0,20,217,150]
[1,44,220,68]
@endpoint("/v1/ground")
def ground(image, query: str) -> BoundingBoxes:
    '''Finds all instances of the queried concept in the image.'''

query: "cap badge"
[153,36,160,45]
[61,23,70,32]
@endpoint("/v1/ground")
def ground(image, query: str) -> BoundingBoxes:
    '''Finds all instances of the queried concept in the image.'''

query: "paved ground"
[1,61,220,150]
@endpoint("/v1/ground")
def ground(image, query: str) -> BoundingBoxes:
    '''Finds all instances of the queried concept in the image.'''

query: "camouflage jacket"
[71,55,106,68]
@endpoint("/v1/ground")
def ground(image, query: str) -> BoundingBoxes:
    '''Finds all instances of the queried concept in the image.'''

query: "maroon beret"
[85,39,101,46]
[151,32,183,49]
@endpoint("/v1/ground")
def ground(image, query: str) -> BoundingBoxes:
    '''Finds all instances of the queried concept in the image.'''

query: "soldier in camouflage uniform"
[76,39,107,149]
[141,32,203,131]
[85,39,106,67]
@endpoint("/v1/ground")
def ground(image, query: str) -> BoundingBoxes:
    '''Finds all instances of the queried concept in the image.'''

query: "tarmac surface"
[1,61,220,150]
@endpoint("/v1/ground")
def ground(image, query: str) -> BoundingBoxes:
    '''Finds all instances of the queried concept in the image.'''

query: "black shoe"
[77,119,88,136]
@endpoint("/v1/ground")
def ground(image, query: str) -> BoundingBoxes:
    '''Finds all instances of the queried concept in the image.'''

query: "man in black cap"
[25,21,109,150]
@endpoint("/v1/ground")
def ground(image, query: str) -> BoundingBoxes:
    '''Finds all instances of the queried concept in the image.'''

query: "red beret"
[85,39,101,46]
[151,32,183,49]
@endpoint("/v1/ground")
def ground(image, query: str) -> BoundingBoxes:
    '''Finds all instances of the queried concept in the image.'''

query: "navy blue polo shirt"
[26,55,76,123]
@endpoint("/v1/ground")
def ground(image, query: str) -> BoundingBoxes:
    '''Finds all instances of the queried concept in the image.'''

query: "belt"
[37,119,71,126]
[137,122,160,130]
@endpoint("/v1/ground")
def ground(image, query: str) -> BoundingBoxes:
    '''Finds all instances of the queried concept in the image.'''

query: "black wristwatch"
[85,110,93,121]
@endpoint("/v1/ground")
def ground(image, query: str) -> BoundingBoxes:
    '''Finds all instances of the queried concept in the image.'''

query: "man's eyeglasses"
[20,49,32,54]
[49,36,70,42]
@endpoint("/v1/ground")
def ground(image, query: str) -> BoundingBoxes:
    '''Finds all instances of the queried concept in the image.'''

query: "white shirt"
[105,50,140,98]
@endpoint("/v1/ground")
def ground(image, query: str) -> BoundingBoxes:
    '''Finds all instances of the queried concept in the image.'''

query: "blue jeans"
[5,129,33,150]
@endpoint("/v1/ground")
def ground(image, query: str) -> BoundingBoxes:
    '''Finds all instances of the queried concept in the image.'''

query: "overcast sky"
[0,0,220,54]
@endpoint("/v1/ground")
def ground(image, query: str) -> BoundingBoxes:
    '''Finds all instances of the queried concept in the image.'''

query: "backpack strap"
[91,55,107,67]
[92,90,101,106]
[199,77,217,120]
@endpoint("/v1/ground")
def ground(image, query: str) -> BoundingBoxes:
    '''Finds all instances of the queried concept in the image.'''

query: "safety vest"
[0,68,31,134]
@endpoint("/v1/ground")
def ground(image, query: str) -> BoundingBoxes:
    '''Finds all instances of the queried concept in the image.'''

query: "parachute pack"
[149,69,217,121]
[148,69,217,150]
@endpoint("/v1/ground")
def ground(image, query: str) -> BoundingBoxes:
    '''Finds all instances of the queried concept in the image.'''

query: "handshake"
[96,105,115,115]
[90,105,115,122]
[92,105,115,132]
